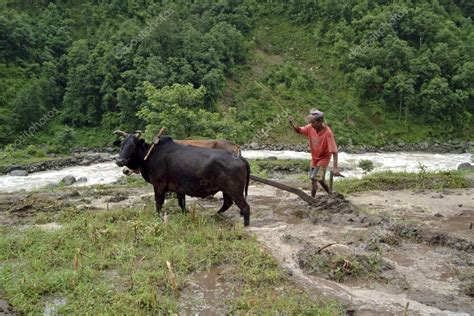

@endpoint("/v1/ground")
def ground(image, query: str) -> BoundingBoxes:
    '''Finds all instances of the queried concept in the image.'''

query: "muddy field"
[0,179,473,315]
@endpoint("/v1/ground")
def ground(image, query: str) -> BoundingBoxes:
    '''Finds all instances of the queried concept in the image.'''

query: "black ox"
[114,131,251,226]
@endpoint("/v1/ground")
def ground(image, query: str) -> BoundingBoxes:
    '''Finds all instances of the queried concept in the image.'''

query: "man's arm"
[328,132,342,176]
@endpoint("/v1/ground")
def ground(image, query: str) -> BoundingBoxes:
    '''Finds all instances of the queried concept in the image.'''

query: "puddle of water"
[179,266,232,315]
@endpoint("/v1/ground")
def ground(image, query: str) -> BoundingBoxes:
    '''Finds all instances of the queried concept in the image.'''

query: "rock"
[61,175,76,186]
[6,165,22,172]
[267,156,277,160]
[45,183,59,189]
[249,142,259,150]
[9,169,28,176]
[76,177,87,183]
[80,159,91,166]
[457,162,473,171]
[464,174,474,187]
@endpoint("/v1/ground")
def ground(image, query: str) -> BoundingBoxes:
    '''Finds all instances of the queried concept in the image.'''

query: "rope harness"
[144,127,165,161]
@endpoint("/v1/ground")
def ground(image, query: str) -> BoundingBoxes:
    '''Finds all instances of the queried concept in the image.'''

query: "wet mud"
[0,292,16,315]
[179,265,234,315]
[242,185,474,315]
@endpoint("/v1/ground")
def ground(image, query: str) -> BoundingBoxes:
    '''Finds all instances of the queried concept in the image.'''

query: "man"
[288,109,341,198]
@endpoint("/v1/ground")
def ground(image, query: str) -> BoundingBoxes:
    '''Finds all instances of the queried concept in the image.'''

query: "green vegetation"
[0,203,341,314]
[334,170,470,194]
[1,0,473,154]
[249,159,309,177]
[358,159,375,173]
[297,247,390,283]
[0,144,68,170]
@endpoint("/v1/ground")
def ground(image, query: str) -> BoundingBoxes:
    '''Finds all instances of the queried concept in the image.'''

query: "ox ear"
[112,140,122,147]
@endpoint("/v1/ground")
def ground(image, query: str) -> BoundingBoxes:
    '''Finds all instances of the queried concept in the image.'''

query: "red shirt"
[297,124,337,167]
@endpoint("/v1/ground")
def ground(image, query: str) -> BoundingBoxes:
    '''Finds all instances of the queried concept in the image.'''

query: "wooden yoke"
[144,127,165,161]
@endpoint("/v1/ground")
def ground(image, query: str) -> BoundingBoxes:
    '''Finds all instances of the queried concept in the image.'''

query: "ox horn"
[113,130,128,137]
[134,130,142,138]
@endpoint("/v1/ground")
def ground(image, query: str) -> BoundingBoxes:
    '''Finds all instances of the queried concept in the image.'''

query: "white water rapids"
[0,151,471,193]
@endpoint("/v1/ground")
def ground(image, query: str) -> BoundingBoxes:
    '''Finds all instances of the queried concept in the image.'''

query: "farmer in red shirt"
[289,110,341,197]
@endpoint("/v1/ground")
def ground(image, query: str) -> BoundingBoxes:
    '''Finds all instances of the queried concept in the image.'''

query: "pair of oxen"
[113,130,251,226]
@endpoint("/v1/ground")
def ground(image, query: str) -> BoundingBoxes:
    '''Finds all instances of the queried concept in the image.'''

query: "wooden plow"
[249,171,338,205]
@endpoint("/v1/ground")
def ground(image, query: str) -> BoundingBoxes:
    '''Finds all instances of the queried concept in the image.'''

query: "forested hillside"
[1,0,472,154]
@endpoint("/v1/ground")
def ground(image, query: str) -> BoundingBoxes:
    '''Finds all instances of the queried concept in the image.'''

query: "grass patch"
[0,153,68,172]
[334,171,470,194]
[297,246,391,283]
[0,204,341,314]
[118,174,149,188]
[249,159,309,177]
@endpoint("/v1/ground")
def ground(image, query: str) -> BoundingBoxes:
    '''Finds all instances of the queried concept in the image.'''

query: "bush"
[55,127,76,151]
[358,159,374,173]
[25,145,47,157]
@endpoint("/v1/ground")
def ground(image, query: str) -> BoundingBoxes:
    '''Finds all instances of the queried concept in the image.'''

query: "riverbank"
[243,141,473,154]
[0,152,117,176]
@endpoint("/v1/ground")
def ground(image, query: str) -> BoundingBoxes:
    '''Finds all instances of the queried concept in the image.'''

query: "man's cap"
[305,109,324,122]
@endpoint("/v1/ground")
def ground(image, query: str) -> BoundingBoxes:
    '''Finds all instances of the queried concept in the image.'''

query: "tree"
[351,67,384,100]
[139,81,246,142]
[12,79,47,131]
[62,40,101,125]
[384,73,415,121]
[419,76,464,124]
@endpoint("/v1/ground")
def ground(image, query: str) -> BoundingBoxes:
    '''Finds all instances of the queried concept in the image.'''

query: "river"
[0,151,471,193]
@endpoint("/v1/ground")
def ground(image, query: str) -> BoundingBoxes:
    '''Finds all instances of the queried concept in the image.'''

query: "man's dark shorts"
[309,166,326,181]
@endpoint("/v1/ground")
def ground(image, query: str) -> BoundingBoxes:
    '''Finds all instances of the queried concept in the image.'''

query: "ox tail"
[243,157,250,200]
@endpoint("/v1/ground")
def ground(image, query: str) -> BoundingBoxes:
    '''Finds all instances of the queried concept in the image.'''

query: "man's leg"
[311,166,329,196]
[318,179,330,194]
[310,166,321,197]
[311,179,319,197]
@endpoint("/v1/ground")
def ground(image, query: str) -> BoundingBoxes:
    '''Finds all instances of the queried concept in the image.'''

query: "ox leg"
[153,186,166,214]
[217,193,233,214]
[177,193,186,213]
[232,196,250,227]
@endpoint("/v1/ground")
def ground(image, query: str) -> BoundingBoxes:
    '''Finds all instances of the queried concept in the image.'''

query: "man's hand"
[288,116,296,126]
[288,116,299,134]
[333,167,344,177]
